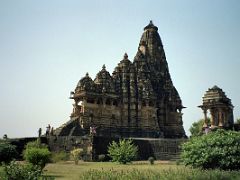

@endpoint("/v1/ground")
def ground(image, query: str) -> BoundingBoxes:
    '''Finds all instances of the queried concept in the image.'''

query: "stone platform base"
[93,136,186,160]
[7,135,186,161]
[48,135,186,161]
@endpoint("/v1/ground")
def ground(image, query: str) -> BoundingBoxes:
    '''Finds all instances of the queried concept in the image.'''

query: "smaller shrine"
[198,85,234,130]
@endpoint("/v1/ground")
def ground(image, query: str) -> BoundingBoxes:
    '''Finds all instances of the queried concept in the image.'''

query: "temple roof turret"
[94,65,115,93]
[77,72,93,87]
[76,72,94,92]
[113,53,132,74]
[119,53,131,65]
[200,85,233,108]
[94,64,112,84]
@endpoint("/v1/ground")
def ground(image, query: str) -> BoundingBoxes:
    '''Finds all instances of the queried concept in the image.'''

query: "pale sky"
[0,0,240,138]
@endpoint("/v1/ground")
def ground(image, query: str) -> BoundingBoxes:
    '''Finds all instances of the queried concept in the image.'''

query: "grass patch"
[51,151,69,163]
[0,166,5,177]
[81,168,240,180]
[43,161,240,180]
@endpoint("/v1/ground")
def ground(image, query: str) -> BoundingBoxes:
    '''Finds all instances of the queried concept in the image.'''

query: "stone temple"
[55,21,186,139]
[49,21,186,160]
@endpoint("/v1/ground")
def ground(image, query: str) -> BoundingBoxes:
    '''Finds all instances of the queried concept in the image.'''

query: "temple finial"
[102,64,106,70]
[124,53,128,59]
[86,72,89,77]
[144,20,158,31]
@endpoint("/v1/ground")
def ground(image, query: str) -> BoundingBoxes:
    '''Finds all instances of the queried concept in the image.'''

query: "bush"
[148,156,155,165]
[181,129,240,170]
[2,160,41,180]
[108,139,138,164]
[71,148,83,165]
[189,118,210,137]
[24,147,51,169]
[51,151,69,163]
[176,159,182,165]
[98,154,106,162]
[25,139,48,149]
[0,141,18,163]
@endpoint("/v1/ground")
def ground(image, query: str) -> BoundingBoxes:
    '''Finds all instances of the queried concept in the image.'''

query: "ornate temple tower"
[132,21,185,137]
[55,21,186,138]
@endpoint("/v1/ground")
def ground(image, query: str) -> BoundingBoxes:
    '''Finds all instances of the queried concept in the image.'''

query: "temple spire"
[137,20,163,60]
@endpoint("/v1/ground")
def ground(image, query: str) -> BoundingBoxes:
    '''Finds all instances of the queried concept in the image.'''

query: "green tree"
[236,118,240,124]
[24,138,47,149]
[189,118,210,137]
[3,160,41,180]
[23,140,51,169]
[3,134,8,140]
[181,129,240,170]
[0,141,18,163]
[108,139,138,164]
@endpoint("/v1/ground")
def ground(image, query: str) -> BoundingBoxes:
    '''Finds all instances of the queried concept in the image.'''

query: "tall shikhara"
[56,21,186,138]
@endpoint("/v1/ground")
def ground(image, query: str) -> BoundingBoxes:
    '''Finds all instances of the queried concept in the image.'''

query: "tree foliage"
[23,140,51,169]
[51,151,69,163]
[0,141,18,163]
[24,139,48,149]
[2,160,41,180]
[189,118,210,137]
[181,129,240,170]
[108,139,138,164]
[98,154,106,162]
[148,156,155,165]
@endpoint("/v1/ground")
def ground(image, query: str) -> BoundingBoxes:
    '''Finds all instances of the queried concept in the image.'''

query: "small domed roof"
[119,53,131,67]
[202,85,232,106]
[94,64,112,84]
[76,72,94,90]
[94,65,115,93]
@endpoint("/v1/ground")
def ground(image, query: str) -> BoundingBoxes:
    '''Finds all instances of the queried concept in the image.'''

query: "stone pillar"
[82,98,87,114]
[222,111,225,126]
[80,117,83,128]
[178,111,183,125]
[224,109,229,127]
[218,108,223,127]
[210,108,216,128]
[146,100,149,107]
[103,98,106,108]
[179,108,182,113]
[203,108,208,128]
